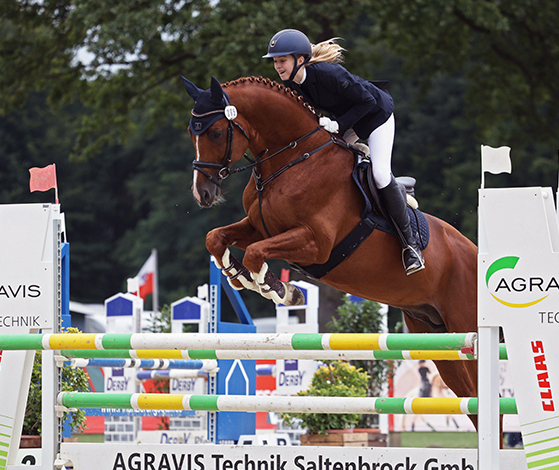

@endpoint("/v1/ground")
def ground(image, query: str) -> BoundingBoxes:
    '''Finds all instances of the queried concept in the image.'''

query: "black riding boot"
[379,177,425,275]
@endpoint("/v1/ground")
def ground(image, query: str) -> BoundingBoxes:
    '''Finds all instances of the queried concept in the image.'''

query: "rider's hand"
[319,116,339,134]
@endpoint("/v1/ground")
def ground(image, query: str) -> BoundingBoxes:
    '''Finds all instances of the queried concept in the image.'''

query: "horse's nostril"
[201,188,213,206]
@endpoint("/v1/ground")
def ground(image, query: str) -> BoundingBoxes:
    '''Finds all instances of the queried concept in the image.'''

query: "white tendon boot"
[254,263,304,305]
[220,248,259,292]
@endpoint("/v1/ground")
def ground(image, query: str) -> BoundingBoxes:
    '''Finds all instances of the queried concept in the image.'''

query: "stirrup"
[402,245,425,276]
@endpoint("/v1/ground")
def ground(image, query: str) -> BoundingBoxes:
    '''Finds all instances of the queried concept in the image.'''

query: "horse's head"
[181,76,250,207]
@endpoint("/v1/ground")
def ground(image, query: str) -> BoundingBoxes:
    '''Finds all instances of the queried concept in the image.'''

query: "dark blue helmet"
[262,29,312,59]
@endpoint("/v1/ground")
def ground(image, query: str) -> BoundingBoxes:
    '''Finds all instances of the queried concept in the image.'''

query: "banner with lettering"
[479,187,559,469]
[0,204,60,465]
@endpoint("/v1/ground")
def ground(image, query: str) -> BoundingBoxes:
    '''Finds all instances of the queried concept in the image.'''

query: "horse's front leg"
[242,225,324,306]
[206,217,264,293]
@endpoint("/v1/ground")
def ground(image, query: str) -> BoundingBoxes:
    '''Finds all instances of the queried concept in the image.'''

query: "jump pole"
[0,332,477,351]
[62,348,477,361]
[136,370,208,380]
[14,149,532,469]
[57,392,518,415]
[60,344,508,360]
[67,358,218,371]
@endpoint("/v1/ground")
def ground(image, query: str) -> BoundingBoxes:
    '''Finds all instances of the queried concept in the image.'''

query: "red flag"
[137,252,156,300]
[29,164,59,203]
[139,273,154,299]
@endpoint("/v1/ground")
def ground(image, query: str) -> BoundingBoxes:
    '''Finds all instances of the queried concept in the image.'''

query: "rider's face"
[273,55,305,82]
[273,55,296,81]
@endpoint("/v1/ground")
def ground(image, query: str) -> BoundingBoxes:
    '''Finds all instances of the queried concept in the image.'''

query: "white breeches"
[343,114,395,189]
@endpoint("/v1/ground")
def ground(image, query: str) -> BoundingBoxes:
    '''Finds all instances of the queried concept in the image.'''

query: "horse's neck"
[234,87,318,169]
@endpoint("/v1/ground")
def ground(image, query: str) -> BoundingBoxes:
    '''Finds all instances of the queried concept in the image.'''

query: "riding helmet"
[262,29,312,59]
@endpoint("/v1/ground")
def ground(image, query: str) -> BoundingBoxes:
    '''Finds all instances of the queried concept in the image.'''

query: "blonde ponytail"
[309,38,345,65]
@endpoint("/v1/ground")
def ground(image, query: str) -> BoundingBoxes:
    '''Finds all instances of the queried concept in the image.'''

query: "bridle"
[191,103,251,187]
[191,100,348,236]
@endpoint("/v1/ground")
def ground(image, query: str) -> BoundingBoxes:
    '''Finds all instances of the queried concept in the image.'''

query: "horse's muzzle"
[193,182,222,208]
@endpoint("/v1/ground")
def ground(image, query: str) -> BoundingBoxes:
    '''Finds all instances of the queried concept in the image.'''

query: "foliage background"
[280,361,370,435]
[1,0,558,320]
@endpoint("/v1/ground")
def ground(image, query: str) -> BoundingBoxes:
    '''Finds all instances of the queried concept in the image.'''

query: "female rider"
[263,29,425,275]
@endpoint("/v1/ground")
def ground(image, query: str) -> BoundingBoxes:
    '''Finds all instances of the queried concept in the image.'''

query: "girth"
[289,213,393,279]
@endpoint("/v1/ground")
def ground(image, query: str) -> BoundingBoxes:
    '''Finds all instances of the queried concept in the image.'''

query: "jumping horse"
[181,75,479,428]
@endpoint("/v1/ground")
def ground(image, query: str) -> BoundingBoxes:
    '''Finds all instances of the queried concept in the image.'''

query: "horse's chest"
[243,187,301,235]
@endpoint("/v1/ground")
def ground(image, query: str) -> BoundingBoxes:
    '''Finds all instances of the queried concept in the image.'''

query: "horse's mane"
[222,76,317,117]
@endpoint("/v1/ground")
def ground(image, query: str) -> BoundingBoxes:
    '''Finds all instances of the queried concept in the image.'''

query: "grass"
[396,432,478,448]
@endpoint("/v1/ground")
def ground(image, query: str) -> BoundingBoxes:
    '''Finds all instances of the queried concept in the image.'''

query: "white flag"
[127,277,139,294]
[481,145,512,175]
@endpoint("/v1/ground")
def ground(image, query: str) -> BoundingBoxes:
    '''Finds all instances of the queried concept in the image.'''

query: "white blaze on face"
[192,135,202,202]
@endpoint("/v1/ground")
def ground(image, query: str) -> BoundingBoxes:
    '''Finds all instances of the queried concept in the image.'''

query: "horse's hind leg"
[432,360,478,430]
[403,312,479,430]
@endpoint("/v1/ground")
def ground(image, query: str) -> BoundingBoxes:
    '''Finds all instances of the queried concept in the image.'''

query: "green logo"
[486,256,548,308]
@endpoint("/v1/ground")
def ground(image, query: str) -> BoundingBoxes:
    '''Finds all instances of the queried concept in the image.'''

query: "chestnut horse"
[181,76,478,427]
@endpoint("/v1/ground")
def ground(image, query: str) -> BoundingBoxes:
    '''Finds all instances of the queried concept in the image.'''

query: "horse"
[181,75,479,428]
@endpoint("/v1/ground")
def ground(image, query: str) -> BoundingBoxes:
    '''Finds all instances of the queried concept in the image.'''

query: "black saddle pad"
[409,207,430,250]
[370,207,429,250]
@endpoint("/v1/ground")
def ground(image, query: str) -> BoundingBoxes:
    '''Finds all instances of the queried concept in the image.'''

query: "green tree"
[0,0,372,310]
[4,0,558,312]
[371,0,559,166]
[1,0,366,160]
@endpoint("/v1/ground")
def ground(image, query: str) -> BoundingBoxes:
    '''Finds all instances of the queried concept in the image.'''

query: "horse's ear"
[210,76,224,103]
[181,76,202,100]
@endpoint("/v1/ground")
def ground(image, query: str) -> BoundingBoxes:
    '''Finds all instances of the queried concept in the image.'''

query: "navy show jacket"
[284,62,394,139]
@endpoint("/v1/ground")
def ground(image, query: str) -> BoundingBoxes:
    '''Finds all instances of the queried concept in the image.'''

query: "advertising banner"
[479,187,559,469]
[60,442,527,470]
[0,204,61,465]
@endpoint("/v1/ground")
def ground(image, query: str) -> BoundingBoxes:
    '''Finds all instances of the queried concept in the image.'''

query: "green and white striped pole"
[60,344,508,361]
[0,332,477,351]
[58,392,517,415]
[61,349,473,361]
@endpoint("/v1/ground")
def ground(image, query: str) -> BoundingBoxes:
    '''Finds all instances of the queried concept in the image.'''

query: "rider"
[263,29,425,275]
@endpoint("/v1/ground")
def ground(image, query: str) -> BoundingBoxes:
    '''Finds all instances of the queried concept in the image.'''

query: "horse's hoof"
[285,284,305,306]
[260,282,304,306]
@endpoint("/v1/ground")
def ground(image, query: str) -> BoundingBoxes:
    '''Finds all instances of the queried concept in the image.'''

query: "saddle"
[291,146,430,280]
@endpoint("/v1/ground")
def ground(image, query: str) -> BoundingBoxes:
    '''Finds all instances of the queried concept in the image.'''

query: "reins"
[252,126,342,237]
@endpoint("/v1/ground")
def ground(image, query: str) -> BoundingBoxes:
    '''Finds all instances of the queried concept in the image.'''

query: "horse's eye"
[208,129,224,142]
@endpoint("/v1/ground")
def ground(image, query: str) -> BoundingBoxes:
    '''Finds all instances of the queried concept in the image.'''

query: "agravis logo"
[486,256,549,308]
